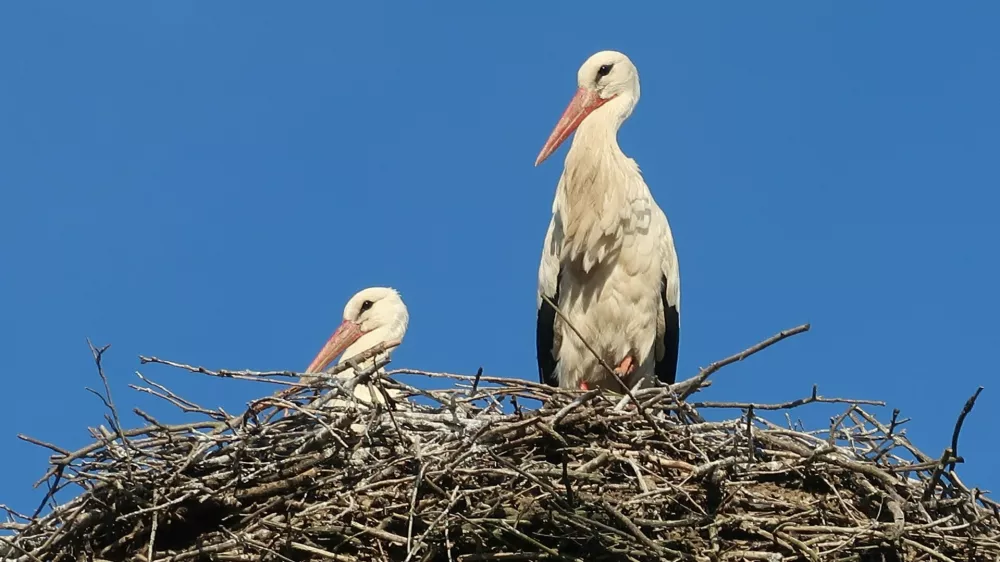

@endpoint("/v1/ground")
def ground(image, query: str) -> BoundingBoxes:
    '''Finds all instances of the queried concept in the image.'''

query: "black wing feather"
[536,271,562,386]
[654,274,680,385]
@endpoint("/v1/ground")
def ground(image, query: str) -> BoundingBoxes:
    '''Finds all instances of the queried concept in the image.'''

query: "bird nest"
[2,326,997,562]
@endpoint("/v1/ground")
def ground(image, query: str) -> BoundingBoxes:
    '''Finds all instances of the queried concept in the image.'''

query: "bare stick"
[138,338,400,381]
[692,385,884,411]
[948,387,983,472]
[471,367,484,395]
[539,294,623,386]
[16,435,71,457]
[675,323,811,400]
[923,447,956,502]
[147,489,159,561]
[85,340,133,459]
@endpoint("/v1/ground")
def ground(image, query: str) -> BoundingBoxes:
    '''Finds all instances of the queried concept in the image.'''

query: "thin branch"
[923,447,956,502]
[471,367,484,395]
[16,435,71,457]
[948,386,983,472]
[138,338,400,382]
[692,385,884,411]
[85,340,134,465]
[675,323,811,400]
[539,294,622,386]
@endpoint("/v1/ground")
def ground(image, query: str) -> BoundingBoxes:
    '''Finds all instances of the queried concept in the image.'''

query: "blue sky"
[2,2,998,515]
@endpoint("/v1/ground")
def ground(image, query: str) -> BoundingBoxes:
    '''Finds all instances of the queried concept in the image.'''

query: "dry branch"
[3,326,997,562]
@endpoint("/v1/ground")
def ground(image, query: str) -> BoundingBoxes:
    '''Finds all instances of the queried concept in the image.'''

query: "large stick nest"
[2,326,997,562]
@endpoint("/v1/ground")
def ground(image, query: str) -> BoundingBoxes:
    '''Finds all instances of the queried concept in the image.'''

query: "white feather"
[536,51,681,391]
[318,287,409,432]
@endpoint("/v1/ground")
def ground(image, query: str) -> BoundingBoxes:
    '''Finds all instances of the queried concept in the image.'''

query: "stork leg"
[580,381,590,391]
[614,355,636,377]
[614,356,638,404]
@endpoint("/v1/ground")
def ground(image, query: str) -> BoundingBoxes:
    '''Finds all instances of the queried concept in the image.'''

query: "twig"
[85,339,135,476]
[147,489,159,561]
[923,447,955,502]
[0,535,45,562]
[827,405,858,446]
[598,499,669,558]
[403,485,461,562]
[888,408,901,436]
[676,323,811,400]
[693,386,884,411]
[471,367,484,395]
[405,462,426,555]
[16,435,71,457]
[539,294,622,386]
[948,387,983,472]
[561,453,575,507]
[140,339,401,382]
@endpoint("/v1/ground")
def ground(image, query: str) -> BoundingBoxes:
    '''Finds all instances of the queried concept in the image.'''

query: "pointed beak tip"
[534,147,553,167]
[534,87,599,171]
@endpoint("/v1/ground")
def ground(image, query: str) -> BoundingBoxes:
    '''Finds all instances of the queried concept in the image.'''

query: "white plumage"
[535,50,681,393]
[303,286,409,407]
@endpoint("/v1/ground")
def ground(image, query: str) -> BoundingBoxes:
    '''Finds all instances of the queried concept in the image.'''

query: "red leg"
[580,381,590,390]
[614,355,636,376]
[614,356,638,404]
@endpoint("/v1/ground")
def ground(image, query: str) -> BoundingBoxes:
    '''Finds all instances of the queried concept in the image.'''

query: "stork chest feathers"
[556,143,657,276]
[555,253,663,392]
[551,147,665,391]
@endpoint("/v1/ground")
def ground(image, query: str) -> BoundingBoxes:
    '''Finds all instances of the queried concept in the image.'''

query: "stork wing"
[653,206,681,385]
[536,209,563,386]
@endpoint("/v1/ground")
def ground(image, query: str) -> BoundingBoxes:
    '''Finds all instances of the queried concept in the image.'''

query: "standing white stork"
[302,286,409,406]
[534,50,681,393]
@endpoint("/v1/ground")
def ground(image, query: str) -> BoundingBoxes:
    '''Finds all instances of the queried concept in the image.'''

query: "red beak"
[534,87,612,166]
[305,319,364,373]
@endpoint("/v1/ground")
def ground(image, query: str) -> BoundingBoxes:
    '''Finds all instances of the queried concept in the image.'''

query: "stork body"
[535,51,680,393]
[304,286,409,406]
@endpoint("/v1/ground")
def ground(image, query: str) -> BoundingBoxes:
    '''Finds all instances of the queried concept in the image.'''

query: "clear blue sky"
[2,2,997,515]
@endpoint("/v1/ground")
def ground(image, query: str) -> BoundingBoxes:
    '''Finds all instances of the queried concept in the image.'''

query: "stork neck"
[562,100,635,195]
[569,108,624,160]
[556,95,643,265]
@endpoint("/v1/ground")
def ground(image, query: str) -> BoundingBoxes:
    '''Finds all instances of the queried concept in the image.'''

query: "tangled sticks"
[2,325,997,562]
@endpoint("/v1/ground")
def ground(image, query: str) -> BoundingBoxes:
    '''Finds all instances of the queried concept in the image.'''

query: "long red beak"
[305,319,364,373]
[534,87,612,166]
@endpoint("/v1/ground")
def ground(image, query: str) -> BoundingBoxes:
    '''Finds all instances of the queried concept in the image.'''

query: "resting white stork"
[303,286,409,406]
[534,50,681,393]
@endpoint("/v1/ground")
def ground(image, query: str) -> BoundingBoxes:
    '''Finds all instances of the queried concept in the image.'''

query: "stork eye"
[597,64,613,78]
[359,300,374,314]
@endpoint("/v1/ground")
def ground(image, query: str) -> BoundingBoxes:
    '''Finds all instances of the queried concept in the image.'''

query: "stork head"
[304,287,409,373]
[535,50,640,166]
